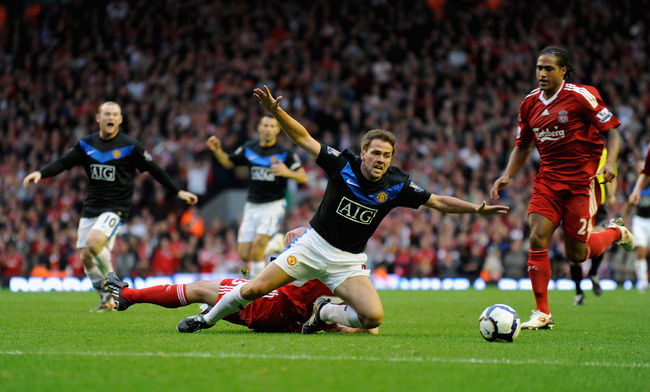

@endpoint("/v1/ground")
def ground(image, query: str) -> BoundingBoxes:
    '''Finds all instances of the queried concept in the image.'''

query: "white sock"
[248,261,266,278]
[203,283,251,325]
[93,248,113,275]
[320,304,363,328]
[635,259,648,288]
[84,265,109,301]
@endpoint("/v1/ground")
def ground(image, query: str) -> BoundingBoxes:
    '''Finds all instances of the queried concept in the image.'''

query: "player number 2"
[577,218,588,235]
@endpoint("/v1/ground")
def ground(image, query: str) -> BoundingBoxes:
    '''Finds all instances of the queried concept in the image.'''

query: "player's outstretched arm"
[490,144,532,199]
[253,85,321,158]
[425,195,509,215]
[177,190,198,205]
[23,171,42,189]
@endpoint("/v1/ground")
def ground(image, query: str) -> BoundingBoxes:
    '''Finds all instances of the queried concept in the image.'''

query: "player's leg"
[331,276,383,329]
[570,262,585,305]
[78,213,122,312]
[106,272,222,310]
[632,215,649,292]
[247,199,285,278]
[521,212,557,329]
[177,263,296,332]
[248,233,271,278]
[237,202,256,275]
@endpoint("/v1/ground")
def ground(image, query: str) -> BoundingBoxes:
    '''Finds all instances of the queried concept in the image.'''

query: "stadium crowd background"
[1,0,648,286]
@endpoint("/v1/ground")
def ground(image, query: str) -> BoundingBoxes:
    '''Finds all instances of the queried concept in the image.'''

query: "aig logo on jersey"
[251,166,275,181]
[90,164,116,181]
[336,197,377,225]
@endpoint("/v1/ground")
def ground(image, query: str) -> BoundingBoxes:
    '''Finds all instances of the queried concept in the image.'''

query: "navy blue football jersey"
[310,144,431,253]
[39,132,180,219]
[229,140,302,203]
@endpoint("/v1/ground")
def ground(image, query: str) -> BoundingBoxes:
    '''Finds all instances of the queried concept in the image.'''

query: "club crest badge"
[558,110,568,123]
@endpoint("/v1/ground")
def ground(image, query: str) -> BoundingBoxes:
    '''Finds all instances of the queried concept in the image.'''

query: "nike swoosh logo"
[87,150,96,154]
[346,179,359,187]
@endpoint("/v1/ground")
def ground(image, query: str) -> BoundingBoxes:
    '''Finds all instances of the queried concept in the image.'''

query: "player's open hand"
[476,200,509,215]
[177,190,198,205]
[206,136,222,152]
[489,176,510,200]
[23,171,41,190]
[253,85,283,113]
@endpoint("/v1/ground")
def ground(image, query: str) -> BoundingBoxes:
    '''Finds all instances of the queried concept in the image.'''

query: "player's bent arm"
[490,144,532,199]
[501,144,533,181]
[629,173,650,206]
[425,195,509,215]
[601,128,621,182]
[206,137,235,169]
[284,167,308,184]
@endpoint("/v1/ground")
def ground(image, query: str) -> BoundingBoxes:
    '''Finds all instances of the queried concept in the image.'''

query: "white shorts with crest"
[76,212,123,250]
[238,199,286,242]
[273,227,370,291]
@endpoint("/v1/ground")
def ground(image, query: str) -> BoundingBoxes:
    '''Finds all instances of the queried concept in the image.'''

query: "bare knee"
[240,282,269,300]
[359,310,383,329]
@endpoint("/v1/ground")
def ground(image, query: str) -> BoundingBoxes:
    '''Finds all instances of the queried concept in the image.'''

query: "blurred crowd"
[1,0,648,286]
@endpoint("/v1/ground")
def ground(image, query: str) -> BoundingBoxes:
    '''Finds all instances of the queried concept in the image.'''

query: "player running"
[206,113,307,278]
[491,46,634,329]
[23,101,198,312]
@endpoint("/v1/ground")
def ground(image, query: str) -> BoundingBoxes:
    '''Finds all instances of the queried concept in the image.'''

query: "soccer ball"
[478,304,521,342]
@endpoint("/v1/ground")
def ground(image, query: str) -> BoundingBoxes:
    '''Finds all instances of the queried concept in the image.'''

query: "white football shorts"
[632,215,650,248]
[238,199,286,243]
[77,211,123,250]
[273,227,370,291]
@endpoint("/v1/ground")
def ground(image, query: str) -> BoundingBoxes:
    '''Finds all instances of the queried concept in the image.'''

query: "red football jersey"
[516,81,621,185]
[221,279,334,332]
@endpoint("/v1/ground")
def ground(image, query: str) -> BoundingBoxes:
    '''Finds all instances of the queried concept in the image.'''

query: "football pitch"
[1,288,648,392]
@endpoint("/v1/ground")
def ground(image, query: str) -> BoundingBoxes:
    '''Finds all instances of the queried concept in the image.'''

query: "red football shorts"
[528,179,600,242]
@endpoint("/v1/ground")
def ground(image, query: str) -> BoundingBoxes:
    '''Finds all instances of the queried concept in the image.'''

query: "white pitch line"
[1,350,647,369]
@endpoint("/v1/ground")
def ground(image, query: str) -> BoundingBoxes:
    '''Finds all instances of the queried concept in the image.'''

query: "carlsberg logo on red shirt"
[532,127,565,142]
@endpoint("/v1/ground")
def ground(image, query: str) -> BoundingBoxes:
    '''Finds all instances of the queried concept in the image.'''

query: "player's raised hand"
[490,175,510,200]
[476,200,509,215]
[253,85,283,113]
[206,136,222,152]
[23,171,42,190]
[177,190,198,205]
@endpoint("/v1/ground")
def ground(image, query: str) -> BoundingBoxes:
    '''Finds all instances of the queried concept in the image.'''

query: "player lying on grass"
[105,228,377,334]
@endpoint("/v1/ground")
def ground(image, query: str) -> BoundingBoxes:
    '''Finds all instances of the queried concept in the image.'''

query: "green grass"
[1,288,648,392]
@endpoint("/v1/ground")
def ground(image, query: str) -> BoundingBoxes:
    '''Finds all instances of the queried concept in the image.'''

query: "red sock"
[587,228,620,258]
[528,248,551,314]
[122,284,188,307]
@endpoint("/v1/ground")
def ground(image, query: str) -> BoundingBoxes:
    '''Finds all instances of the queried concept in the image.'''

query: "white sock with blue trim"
[319,304,363,328]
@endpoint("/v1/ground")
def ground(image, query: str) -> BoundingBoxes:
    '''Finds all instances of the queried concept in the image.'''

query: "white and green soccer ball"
[478,304,521,342]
